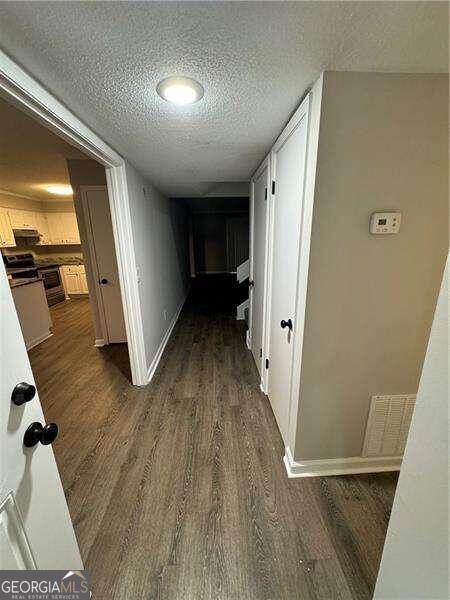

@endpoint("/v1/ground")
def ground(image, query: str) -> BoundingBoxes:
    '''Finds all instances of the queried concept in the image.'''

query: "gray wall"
[374,254,449,600]
[125,162,189,372]
[295,72,448,460]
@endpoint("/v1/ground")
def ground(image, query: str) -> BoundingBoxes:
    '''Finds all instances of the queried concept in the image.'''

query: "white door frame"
[0,49,147,385]
[249,154,271,390]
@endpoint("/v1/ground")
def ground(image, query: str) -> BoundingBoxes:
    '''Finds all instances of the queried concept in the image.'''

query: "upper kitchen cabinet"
[61,212,81,244]
[8,208,39,230]
[0,209,16,247]
[34,212,52,245]
[46,212,80,245]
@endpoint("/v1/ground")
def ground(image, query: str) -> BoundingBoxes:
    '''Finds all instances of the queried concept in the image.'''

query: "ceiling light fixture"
[44,184,73,196]
[156,76,204,106]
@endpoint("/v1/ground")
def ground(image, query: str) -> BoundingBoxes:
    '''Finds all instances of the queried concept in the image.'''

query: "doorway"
[0,53,147,386]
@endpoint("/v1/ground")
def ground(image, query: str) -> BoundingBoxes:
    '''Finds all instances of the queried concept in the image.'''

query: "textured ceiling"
[0,1,448,197]
[0,96,86,201]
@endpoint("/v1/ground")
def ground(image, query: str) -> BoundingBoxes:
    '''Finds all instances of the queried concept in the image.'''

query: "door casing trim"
[0,49,147,385]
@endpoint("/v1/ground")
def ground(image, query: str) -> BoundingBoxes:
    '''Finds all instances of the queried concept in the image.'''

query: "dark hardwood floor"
[28,294,398,600]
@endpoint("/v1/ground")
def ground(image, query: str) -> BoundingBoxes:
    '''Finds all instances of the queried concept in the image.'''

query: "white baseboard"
[246,330,251,349]
[146,291,188,383]
[94,338,106,347]
[259,381,266,394]
[283,446,402,478]
[26,331,52,351]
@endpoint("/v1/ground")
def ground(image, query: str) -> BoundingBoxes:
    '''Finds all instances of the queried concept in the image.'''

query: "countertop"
[9,277,43,289]
[37,257,84,266]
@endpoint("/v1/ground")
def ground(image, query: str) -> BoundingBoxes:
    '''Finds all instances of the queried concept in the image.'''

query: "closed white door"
[250,161,269,375]
[268,105,309,443]
[0,263,82,569]
[82,188,126,343]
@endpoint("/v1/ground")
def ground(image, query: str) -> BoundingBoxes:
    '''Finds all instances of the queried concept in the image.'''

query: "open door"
[0,263,82,569]
[80,186,127,344]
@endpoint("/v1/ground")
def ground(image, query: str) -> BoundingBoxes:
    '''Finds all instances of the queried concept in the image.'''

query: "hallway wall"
[294,72,449,461]
[125,162,190,377]
[374,253,449,600]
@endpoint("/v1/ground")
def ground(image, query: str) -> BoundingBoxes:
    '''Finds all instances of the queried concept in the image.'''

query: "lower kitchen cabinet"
[60,265,88,295]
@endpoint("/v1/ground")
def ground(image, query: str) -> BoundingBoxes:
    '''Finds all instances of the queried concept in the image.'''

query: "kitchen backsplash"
[2,242,84,265]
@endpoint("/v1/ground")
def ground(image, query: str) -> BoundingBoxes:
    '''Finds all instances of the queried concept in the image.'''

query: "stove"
[4,253,65,306]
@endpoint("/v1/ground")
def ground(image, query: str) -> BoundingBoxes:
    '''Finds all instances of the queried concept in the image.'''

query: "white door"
[82,187,126,343]
[0,263,82,569]
[268,104,309,443]
[250,160,269,375]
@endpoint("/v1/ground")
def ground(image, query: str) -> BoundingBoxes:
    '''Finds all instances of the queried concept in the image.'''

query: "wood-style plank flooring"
[29,294,398,600]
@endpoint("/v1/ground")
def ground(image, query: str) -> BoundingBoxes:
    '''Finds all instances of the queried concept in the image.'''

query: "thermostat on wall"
[370,211,401,234]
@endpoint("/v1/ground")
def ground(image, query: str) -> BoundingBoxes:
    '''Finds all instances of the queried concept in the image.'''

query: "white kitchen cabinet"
[60,265,88,295]
[47,212,80,245]
[34,212,52,245]
[78,265,89,293]
[0,209,16,247]
[61,213,81,244]
[8,209,38,230]
[46,213,65,244]
[2,205,81,246]
[10,279,52,350]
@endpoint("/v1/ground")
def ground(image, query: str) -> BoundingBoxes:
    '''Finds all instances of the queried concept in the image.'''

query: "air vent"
[362,395,416,457]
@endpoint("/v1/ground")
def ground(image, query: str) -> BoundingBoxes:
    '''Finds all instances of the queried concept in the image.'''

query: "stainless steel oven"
[4,253,66,306]
[36,266,65,306]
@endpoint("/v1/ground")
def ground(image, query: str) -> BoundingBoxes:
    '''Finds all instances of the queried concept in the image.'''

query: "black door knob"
[280,318,293,330]
[99,278,108,285]
[11,382,36,406]
[23,422,58,448]
[248,280,254,288]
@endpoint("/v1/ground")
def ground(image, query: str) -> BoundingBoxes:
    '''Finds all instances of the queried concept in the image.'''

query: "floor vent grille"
[362,394,416,457]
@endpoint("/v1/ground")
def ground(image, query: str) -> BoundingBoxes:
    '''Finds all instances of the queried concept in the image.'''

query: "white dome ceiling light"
[44,184,73,196]
[156,76,204,106]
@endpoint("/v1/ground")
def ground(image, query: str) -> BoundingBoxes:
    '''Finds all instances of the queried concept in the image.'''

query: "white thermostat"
[370,211,401,235]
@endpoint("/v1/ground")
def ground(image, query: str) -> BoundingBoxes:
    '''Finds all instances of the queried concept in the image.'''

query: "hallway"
[29,295,398,600]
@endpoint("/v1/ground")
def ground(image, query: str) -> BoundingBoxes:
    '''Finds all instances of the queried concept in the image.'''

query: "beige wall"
[294,72,449,461]
[374,253,449,600]
[0,191,75,213]
[124,161,190,372]
[0,192,41,212]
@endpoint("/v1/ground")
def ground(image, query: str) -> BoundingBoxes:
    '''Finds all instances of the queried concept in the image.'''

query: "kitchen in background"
[0,91,104,353]
[1,191,88,350]
[1,88,128,370]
